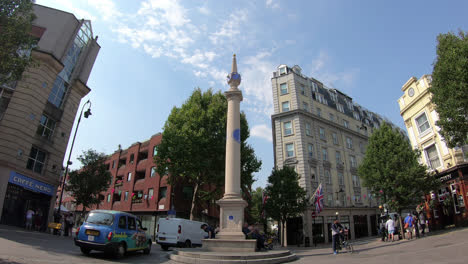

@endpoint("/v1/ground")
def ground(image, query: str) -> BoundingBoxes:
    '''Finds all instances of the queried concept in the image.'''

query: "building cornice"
[400,88,431,117]
[272,109,369,140]
[401,76,417,92]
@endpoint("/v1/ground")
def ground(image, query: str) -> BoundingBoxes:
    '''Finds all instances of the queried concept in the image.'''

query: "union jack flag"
[313,184,324,215]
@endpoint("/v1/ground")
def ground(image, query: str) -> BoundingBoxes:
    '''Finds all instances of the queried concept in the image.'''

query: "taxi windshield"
[85,212,114,226]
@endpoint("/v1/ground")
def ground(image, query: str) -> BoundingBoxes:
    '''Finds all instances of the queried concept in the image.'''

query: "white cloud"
[251,124,272,142]
[210,9,248,45]
[266,0,280,9]
[309,51,360,90]
[241,51,275,117]
[86,0,120,21]
[198,6,210,15]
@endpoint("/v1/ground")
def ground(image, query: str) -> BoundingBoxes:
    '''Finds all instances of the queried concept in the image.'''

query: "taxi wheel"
[80,247,91,255]
[116,243,126,258]
[143,241,151,254]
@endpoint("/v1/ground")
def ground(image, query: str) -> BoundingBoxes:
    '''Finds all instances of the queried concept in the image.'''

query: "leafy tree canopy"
[430,30,468,147]
[155,88,261,220]
[65,149,112,211]
[358,123,440,213]
[0,0,37,84]
[248,187,266,225]
[264,166,307,226]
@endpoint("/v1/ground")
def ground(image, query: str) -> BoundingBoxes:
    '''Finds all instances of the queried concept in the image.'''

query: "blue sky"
[36,0,468,188]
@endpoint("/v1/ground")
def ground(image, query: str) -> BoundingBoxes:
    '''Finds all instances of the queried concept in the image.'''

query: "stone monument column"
[216,54,248,240]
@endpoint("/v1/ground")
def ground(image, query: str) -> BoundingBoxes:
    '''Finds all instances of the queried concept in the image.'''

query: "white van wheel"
[185,240,192,248]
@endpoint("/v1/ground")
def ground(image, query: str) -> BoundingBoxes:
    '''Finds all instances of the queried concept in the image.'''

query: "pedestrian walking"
[413,212,420,238]
[65,213,74,237]
[386,217,395,242]
[404,213,414,240]
[25,208,34,230]
[379,217,387,242]
[419,211,426,236]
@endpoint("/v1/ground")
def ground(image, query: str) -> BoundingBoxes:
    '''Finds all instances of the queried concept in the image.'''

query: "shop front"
[424,164,468,230]
[0,171,55,230]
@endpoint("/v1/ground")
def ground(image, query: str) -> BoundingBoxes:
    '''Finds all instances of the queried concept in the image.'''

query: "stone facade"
[0,4,100,228]
[271,65,405,245]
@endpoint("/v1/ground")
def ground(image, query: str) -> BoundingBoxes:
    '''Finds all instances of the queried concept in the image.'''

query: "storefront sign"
[8,171,54,196]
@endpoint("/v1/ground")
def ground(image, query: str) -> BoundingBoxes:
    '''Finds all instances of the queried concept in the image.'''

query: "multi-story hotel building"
[0,5,100,227]
[271,65,405,245]
[398,75,468,228]
[58,133,219,239]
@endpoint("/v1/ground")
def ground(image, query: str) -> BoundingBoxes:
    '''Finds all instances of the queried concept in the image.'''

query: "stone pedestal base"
[202,239,257,252]
[216,198,247,240]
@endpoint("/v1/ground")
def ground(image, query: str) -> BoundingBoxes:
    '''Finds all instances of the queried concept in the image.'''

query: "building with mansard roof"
[271,64,406,245]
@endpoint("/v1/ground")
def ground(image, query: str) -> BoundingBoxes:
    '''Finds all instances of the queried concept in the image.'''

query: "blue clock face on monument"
[233,129,241,143]
[228,72,241,82]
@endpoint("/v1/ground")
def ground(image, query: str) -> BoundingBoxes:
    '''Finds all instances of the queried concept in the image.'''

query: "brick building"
[58,133,219,238]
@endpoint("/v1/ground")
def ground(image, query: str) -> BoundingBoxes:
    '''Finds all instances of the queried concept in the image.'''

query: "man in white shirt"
[385,217,395,242]
[25,209,34,230]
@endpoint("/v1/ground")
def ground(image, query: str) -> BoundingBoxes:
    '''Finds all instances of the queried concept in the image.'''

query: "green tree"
[0,0,37,84]
[430,30,468,148]
[66,149,112,212]
[358,123,440,235]
[264,166,308,247]
[155,88,261,220]
[248,187,266,225]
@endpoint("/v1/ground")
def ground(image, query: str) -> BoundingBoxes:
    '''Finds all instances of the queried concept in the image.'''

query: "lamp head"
[84,108,92,118]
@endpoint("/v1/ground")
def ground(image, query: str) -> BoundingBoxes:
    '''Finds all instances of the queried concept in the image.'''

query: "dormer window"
[279,66,287,75]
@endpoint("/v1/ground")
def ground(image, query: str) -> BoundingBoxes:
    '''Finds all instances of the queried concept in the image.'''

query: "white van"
[156,217,207,250]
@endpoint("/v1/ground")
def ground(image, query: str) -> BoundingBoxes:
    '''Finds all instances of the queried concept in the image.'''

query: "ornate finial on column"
[227,54,241,89]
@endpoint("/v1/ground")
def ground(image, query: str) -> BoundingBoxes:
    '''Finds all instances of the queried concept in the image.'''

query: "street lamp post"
[57,100,92,216]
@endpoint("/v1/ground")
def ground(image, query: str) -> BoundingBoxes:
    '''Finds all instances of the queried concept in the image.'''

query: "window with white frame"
[353,111,360,120]
[303,102,309,112]
[335,151,342,164]
[415,112,431,135]
[285,143,294,158]
[282,101,290,112]
[308,143,314,158]
[316,107,321,117]
[352,175,360,187]
[343,120,349,128]
[346,137,353,149]
[319,127,326,140]
[325,169,332,184]
[280,83,288,95]
[151,167,156,177]
[36,114,56,140]
[279,66,286,75]
[338,171,344,185]
[346,100,353,110]
[337,104,345,113]
[311,82,318,92]
[359,142,365,153]
[350,155,357,168]
[127,172,132,181]
[283,121,293,136]
[322,148,328,161]
[300,84,306,95]
[332,132,338,145]
[327,194,333,206]
[311,167,318,182]
[26,147,47,174]
[329,92,337,102]
[425,144,441,169]
[107,194,111,202]
[305,122,311,136]
[329,113,334,122]
[316,93,327,104]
